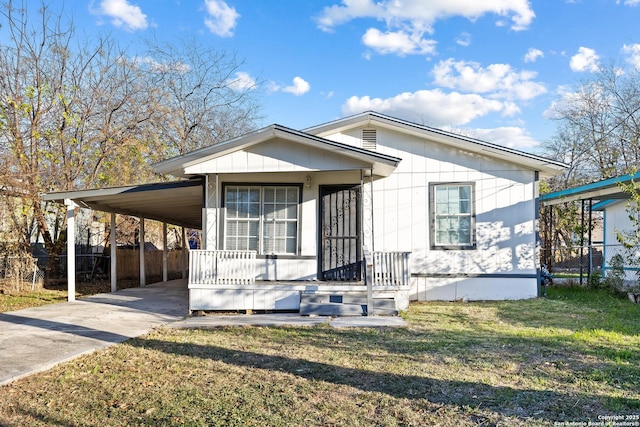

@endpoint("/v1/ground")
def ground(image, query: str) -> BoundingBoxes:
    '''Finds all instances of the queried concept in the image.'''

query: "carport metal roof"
[539,171,640,206]
[43,178,203,229]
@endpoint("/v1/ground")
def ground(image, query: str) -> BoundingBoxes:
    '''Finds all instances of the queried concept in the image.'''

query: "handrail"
[366,250,410,287]
[189,250,256,285]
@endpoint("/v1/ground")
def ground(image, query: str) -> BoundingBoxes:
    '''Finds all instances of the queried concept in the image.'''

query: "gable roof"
[153,123,401,178]
[540,171,640,206]
[304,111,567,179]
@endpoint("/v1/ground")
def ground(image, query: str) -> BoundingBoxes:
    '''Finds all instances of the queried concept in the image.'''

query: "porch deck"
[188,280,406,313]
[188,250,411,314]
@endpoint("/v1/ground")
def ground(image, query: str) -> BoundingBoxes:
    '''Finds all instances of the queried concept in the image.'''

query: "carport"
[43,178,204,301]
[539,171,640,284]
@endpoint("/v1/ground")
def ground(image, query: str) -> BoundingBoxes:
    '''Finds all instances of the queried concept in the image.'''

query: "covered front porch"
[188,249,411,315]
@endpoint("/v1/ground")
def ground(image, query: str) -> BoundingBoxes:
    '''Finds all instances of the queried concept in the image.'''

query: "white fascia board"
[154,124,400,178]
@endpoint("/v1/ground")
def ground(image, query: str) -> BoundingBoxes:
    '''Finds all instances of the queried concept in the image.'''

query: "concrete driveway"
[0,279,189,385]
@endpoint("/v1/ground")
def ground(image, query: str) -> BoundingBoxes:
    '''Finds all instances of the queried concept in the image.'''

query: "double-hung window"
[224,185,299,255]
[430,183,475,249]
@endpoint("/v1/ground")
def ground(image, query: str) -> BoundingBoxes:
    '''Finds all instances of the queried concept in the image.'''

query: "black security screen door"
[320,185,362,281]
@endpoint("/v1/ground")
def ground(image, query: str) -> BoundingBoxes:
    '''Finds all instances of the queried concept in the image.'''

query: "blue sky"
[70,1,640,153]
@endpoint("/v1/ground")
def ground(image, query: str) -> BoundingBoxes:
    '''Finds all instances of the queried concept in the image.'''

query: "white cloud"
[227,72,257,91]
[466,127,539,150]
[622,44,640,70]
[524,47,544,63]
[570,47,600,72]
[620,0,640,5]
[204,0,240,37]
[362,28,437,56]
[284,77,311,95]
[432,59,546,101]
[316,0,535,33]
[456,32,471,47]
[341,89,513,127]
[316,1,534,57]
[98,0,148,31]
[270,77,311,96]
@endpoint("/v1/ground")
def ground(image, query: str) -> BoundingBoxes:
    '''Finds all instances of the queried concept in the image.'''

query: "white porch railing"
[364,249,411,287]
[189,250,257,285]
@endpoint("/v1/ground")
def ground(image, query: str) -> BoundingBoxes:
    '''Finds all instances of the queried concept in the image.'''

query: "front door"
[319,185,362,281]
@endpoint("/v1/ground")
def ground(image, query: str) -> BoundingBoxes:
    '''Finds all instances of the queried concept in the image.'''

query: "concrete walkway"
[0,279,406,386]
[0,279,189,385]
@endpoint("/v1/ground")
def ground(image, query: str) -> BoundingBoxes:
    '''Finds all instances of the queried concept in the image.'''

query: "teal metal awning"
[540,172,640,206]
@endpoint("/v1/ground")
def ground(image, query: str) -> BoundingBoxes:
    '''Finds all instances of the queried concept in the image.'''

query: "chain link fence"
[542,243,640,286]
[0,255,45,291]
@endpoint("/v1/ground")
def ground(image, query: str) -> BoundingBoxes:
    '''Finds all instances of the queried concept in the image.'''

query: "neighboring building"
[45,112,567,312]
[541,172,640,281]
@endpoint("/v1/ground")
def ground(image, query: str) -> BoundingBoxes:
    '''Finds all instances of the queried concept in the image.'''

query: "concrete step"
[299,293,398,316]
[299,302,367,316]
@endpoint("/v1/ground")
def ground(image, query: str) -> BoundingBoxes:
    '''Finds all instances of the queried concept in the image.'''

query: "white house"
[45,112,566,314]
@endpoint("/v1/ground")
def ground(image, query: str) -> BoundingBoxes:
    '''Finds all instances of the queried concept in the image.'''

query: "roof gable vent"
[362,128,377,150]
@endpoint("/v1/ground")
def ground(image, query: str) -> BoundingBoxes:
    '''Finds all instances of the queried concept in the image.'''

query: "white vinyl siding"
[225,185,299,255]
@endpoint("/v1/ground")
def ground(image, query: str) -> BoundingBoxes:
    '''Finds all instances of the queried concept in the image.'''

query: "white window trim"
[429,182,476,250]
[223,184,301,255]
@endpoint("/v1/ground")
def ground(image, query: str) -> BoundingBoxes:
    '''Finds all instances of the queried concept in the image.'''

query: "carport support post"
[64,199,77,302]
[139,217,146,287]
[181,226,187,279]
[162,222,168,283]
[110,213,117,293]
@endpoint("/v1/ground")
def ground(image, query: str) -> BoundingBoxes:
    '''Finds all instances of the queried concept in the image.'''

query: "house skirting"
[188,282,410,312]
[410,275,538,301]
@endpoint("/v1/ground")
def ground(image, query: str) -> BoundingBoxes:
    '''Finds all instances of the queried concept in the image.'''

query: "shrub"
[603,253,626,295]
[587,271,603,290]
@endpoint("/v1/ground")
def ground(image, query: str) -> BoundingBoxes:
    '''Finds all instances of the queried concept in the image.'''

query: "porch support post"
[202,175,208,250]
[139,217,146,287]
[162,222,168,283]
[181,226,187,279]
[110,212,117,293]
[202,174,219,250]
[64,199,77,302]
[361,169,375,316]
[361,169,374,252]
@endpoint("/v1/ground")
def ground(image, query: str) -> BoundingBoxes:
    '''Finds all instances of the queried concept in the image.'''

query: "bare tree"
[545,61,640,182]
[141,36,262,157]
[0,1,262,281]
[541,60,640,268]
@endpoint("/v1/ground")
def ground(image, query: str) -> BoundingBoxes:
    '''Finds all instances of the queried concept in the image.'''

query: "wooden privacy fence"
[116,248,186,280]
[189,250,257,285]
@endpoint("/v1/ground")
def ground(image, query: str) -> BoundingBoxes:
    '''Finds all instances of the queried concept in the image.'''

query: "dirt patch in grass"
[1,287,639,426]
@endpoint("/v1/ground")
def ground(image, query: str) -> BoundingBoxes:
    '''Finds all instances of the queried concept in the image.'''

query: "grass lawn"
[1,287,639,426]
[0,280,142,312]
